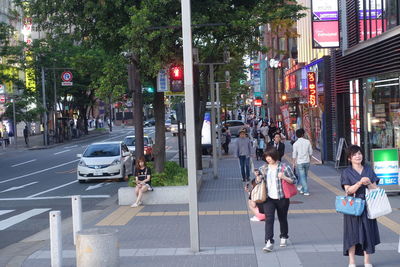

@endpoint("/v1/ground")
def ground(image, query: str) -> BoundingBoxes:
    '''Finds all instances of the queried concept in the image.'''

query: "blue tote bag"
[335,196,365,216]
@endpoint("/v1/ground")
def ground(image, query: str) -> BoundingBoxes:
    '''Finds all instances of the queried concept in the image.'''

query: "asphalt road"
[0,126,179,249]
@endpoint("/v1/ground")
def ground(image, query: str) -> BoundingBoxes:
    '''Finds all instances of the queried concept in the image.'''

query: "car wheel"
[119,166,126,182]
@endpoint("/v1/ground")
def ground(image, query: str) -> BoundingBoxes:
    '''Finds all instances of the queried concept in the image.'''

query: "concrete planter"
[118,172,202,206]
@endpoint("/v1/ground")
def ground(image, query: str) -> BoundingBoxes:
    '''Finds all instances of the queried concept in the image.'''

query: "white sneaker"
[262,240,274,252]
[131,203,138,208]
[280,238,287,247]
[250,216,261,222]
[303,192,310,196]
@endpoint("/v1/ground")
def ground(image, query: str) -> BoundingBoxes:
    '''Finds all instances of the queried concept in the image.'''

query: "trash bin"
[76,228,119,267]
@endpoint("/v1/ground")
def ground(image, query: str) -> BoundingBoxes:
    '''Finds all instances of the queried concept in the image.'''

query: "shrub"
[128,161,188,187]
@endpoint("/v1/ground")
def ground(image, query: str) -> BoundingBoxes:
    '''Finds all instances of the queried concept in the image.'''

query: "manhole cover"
[290,200,303,204]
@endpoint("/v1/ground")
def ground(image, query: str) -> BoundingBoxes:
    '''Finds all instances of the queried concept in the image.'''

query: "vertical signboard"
[280,104,291,137]
[372,148,399,186]
[308,72,317,107]
[350,80,360,146]
[157,69,169,92]
[311,0,339,48]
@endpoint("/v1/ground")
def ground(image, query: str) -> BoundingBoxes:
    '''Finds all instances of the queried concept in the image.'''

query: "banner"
[280,105,291,137]
[311,0,339,48]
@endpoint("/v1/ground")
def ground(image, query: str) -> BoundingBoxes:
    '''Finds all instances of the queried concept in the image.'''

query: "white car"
[77,141,133,183]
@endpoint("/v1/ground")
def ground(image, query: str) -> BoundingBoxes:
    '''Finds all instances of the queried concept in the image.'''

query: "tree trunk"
[153,90,165,173]
[193,65,203,170]
[128,56,144,160]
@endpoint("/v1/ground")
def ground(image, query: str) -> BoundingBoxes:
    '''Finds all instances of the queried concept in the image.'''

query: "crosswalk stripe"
[0,208,51,231]
[0,210,14,216]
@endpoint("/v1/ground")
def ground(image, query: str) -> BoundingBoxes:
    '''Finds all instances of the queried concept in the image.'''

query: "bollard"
[76,228,119,267]
[71,195,83,245]
[49,211,62,267]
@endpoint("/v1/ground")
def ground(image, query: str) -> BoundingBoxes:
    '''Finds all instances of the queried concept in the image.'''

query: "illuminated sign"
[350,80,360,146]
[307,72,317,107]
[254,99,262,107]
[311,0,339,48]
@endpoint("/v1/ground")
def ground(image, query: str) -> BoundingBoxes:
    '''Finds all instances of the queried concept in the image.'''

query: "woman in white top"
[257,148,297,252]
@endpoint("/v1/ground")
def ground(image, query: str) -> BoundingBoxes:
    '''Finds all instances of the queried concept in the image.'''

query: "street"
[0,126,180,249]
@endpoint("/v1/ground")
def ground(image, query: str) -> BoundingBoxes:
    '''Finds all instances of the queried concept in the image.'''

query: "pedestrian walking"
[292,129,312,195]
[341,145,380,267]
[23,126,29,146]
[258,148,297,252]
[267,122,277,142]
[236,129,252,182]
[131,156,152,208]
[267,132,285,161]
[255,131,265,161]
[2,128,9,146]
[260,121,269,143]
[221,127,231,154]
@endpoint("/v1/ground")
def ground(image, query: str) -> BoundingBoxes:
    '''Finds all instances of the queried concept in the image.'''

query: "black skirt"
[343,209,380,256]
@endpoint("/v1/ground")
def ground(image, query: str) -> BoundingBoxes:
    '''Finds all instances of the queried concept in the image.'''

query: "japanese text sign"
[308,72,317,107]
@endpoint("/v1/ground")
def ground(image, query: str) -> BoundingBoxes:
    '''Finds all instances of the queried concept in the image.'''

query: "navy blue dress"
[340,164,380,256]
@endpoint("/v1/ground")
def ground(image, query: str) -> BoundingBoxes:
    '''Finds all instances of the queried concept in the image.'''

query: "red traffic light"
[170,66,183,80]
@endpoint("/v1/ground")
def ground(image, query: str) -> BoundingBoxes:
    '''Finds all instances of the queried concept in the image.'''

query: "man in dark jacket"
[267,132,285,161]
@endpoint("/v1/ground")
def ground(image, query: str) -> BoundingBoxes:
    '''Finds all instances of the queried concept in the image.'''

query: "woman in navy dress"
[340,145,380,267]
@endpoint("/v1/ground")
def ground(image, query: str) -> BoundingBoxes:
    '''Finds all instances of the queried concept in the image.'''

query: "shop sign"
[349,80,360,146]
[311,0,339,48]
[280,105,291,137]
[372,148,399,186]
[254,99,262,107]
[308,72,317,107]
[285,74,297,92]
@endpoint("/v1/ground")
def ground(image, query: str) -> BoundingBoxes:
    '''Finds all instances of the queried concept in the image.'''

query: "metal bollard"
[49,211,62,267]
[76,228,119,267]
[71,195,83,245]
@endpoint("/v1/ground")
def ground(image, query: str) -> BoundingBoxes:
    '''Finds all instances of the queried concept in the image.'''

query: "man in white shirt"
[292,129,313,196]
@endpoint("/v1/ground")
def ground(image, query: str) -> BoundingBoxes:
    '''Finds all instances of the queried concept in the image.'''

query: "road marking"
[0,210,14,216]
[0,195,110,201]
[27,180,78,198]
[0,208,50,230]
[284,155,400,235]
[85,182,111,191]
[311,155,322,163]
[0,159,80,185]
[53,149,71,155]
[64,145,78,149]
[1,181,38,193]
[11,159,37,167]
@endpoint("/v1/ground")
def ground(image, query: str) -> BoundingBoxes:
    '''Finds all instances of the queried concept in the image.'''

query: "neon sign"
[308,72,317,107]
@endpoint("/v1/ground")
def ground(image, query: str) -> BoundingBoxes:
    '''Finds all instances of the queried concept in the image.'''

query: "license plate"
[94,170,103,176]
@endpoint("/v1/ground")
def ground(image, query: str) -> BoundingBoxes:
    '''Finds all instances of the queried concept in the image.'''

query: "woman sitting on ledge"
[131,156,152,208]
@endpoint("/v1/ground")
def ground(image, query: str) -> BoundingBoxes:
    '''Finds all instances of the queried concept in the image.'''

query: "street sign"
[0,84,5,94]
[61,71,73,86]
[157,69,169,92]
[0,95,6,103]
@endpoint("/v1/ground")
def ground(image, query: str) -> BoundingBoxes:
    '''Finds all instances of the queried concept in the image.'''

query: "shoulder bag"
[335,195,365,216]
[365,188,392,219]
[251,179,267,203]
[281,164,297,198]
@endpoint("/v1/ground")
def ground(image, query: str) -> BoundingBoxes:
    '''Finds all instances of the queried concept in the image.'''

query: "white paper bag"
[365,188,392,219]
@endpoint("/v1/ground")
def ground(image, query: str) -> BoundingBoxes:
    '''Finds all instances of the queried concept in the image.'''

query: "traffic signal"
[169,65,184,92]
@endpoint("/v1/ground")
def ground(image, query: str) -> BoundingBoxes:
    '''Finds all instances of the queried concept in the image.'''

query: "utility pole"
[210,64,217,179]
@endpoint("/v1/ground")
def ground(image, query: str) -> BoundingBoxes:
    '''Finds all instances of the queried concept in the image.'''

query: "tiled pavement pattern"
[21,141,400,267]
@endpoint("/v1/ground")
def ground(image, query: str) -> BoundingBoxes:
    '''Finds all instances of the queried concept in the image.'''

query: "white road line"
[53,149,71,155]
[27,180,78,198]
[11,159,37,167]
[0,159,80,185]
[1,181,38,193]
[0,208,51,231]
[64,145,78,149]
[0,195,110,201]
[0,210,14,216]
[312,155,322,163]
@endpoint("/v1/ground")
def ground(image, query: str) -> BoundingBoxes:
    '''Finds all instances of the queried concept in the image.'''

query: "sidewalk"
[17,142,400,267]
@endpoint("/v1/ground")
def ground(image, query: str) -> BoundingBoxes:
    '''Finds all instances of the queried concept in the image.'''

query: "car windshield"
[124,137,148,146]
[83,144,120,157]
[165,119,171,124]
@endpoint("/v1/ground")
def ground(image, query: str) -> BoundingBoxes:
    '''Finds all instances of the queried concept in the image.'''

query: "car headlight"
[111,159,121,165]
[78,160,87,167]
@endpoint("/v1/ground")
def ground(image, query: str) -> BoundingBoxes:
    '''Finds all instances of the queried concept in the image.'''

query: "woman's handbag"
[365,188,392,219]
[335,195,365,216]
[251,179,267,203]
[281,165,297,198]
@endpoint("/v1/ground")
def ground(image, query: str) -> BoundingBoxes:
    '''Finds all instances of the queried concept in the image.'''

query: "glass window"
[84,144,120,157]
[386,0,399,29]
[366,74,400,151]
[358,0,385,41]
